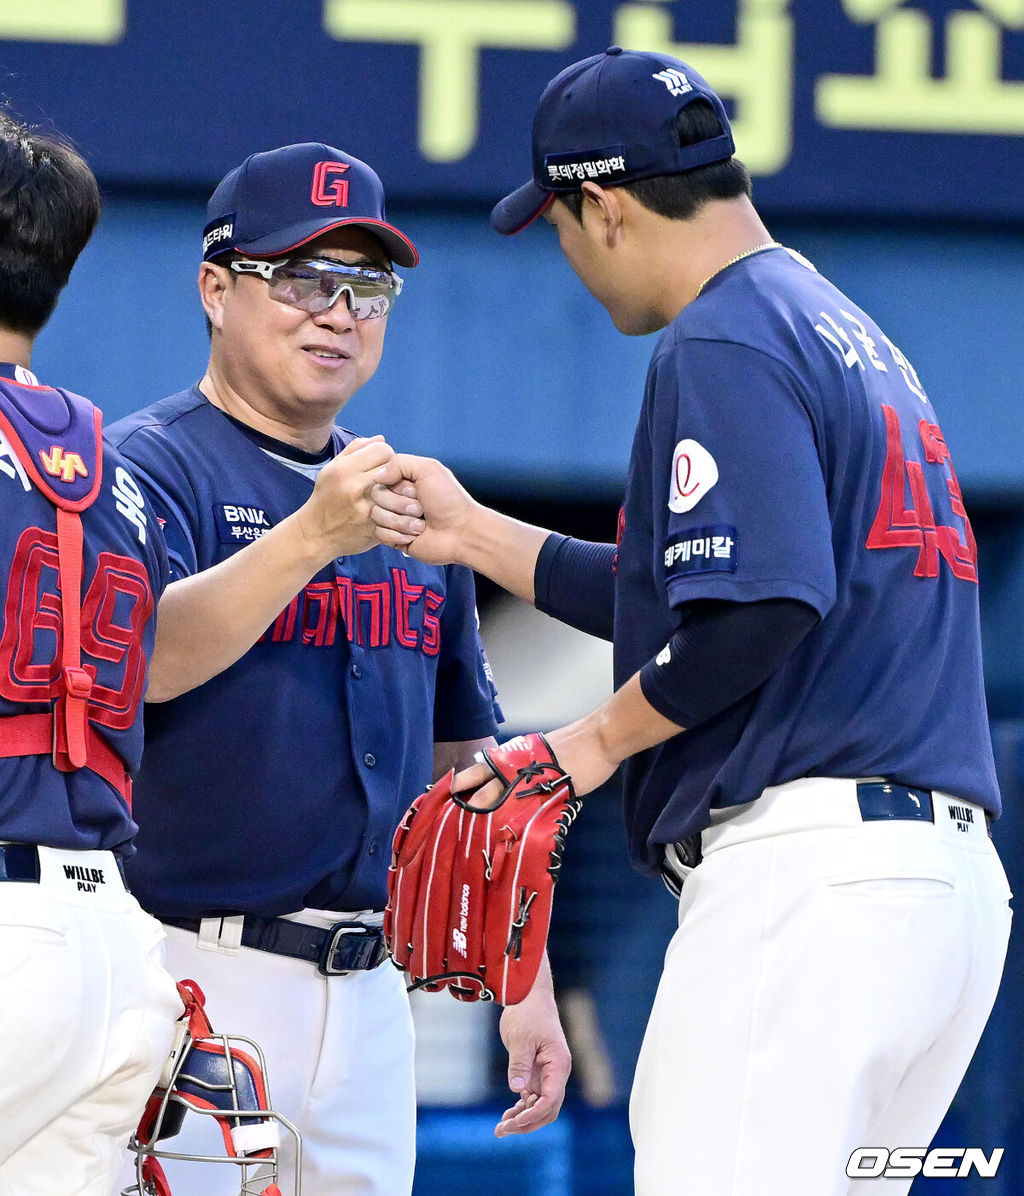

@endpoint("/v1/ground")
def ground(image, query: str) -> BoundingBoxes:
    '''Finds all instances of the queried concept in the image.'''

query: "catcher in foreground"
[385,733,582,1006]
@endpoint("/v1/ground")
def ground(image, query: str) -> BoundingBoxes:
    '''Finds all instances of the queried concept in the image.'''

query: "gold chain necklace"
[694,241,781,299]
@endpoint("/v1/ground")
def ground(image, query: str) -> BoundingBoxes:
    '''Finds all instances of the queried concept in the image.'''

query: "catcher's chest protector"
[0,376,129,797]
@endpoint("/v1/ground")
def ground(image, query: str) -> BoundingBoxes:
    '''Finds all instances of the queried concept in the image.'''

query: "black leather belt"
[161,913,389,976]
[0,842,126,883]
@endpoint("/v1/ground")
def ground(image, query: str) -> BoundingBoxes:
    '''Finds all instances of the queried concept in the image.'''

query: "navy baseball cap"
[202,142,418,267]
[491,46,735,235]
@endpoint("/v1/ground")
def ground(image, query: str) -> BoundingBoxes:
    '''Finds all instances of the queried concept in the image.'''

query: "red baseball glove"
[384,733,581,1006]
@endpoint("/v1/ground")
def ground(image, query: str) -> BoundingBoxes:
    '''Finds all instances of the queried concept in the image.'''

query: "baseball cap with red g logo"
[202,142,418,267]
[491,46,735,236]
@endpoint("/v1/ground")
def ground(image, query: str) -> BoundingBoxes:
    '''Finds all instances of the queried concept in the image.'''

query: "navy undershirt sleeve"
[639,598,820,728]
[534,533,616,641]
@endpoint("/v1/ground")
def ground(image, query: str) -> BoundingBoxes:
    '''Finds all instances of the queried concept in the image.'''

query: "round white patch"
[668,439,718,513]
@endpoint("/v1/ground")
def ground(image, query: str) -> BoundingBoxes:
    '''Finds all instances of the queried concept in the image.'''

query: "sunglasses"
[229,256,403,320]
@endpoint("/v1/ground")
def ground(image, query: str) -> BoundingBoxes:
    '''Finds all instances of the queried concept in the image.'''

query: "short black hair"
[0,109,100,334]
[558,98,751,224]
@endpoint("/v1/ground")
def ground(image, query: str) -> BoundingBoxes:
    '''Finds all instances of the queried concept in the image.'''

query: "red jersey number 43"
[867,405,977,583]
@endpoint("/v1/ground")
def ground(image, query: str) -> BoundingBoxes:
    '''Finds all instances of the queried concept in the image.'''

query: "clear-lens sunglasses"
[230,256,403,320]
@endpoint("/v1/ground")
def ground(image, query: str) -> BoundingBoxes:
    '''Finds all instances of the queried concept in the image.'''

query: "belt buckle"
[317,921,387,976]
[661,833,703,898]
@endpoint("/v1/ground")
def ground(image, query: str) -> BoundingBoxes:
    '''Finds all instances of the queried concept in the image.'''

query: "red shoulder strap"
[176,979,215,1039]
[53,507,92,768]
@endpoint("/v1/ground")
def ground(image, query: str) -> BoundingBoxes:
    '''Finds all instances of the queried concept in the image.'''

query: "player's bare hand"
[370,480,425,550]
[299,435,406,559]
[450,759,506,810]
[451,724,619,809]
[496,958,571,1137]
[542,725,621,797]
[371,453,476,565]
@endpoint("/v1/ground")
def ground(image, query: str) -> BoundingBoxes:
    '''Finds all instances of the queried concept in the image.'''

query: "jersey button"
[362,752,376,768]
[368,839,379,856]
[350,664,363,679]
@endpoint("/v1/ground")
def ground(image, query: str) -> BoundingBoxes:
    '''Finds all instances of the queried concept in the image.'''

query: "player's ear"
[581,182,623,248]
[198,261,231,331]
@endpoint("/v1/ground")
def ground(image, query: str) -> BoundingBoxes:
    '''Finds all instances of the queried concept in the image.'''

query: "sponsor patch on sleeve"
[214,502,273,544]
[663,525,738,580]
[669,439,718,513]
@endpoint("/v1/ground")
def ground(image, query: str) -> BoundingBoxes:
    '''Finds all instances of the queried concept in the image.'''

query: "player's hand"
[496,956,571,1137]
[451,723,621,809]
[299,435,406,558]
[542,724,621,796]
[449,758,506,809]
[370,453,476,565]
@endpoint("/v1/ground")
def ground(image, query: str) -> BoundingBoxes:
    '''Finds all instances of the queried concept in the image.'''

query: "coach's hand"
[300,435,408,558]
[496,955,571,1137]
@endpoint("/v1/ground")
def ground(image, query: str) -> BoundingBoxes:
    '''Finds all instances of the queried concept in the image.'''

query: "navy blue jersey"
[108,388,502,916]
[615,248,999,875]
[0,368,167,855]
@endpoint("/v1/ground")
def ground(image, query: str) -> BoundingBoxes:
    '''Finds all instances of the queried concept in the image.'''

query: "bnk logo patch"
[214,502,273,545]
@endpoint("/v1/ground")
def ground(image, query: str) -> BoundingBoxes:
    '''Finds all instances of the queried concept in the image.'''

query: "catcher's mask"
[121,980,302,1196]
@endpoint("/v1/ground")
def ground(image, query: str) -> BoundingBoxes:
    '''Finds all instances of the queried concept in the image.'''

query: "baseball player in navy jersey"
[0,111,181,1193]
[372,49,1013,1194]
[108,142,570,1195]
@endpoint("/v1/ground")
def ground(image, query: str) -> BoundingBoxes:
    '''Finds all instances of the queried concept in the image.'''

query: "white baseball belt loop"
[197,914,244,954]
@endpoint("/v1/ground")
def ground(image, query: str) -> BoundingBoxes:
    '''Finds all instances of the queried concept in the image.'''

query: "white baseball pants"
[116,909,416,1196]
[0,847,181,1196]
[631,778,1012,1196]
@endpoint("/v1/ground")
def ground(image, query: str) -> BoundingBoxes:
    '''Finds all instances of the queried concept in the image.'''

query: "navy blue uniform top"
[109,388,501,916]
[0,368,167,855]
[614,247,999,875]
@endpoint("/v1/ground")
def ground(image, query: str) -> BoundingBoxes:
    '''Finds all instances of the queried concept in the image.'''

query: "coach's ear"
[198,261,231,331]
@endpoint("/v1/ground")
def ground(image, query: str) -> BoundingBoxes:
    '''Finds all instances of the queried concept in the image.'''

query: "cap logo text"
[311,161,350,207]
[653,68,692,98]
[203,219,234,255]
[544,145,629,188]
